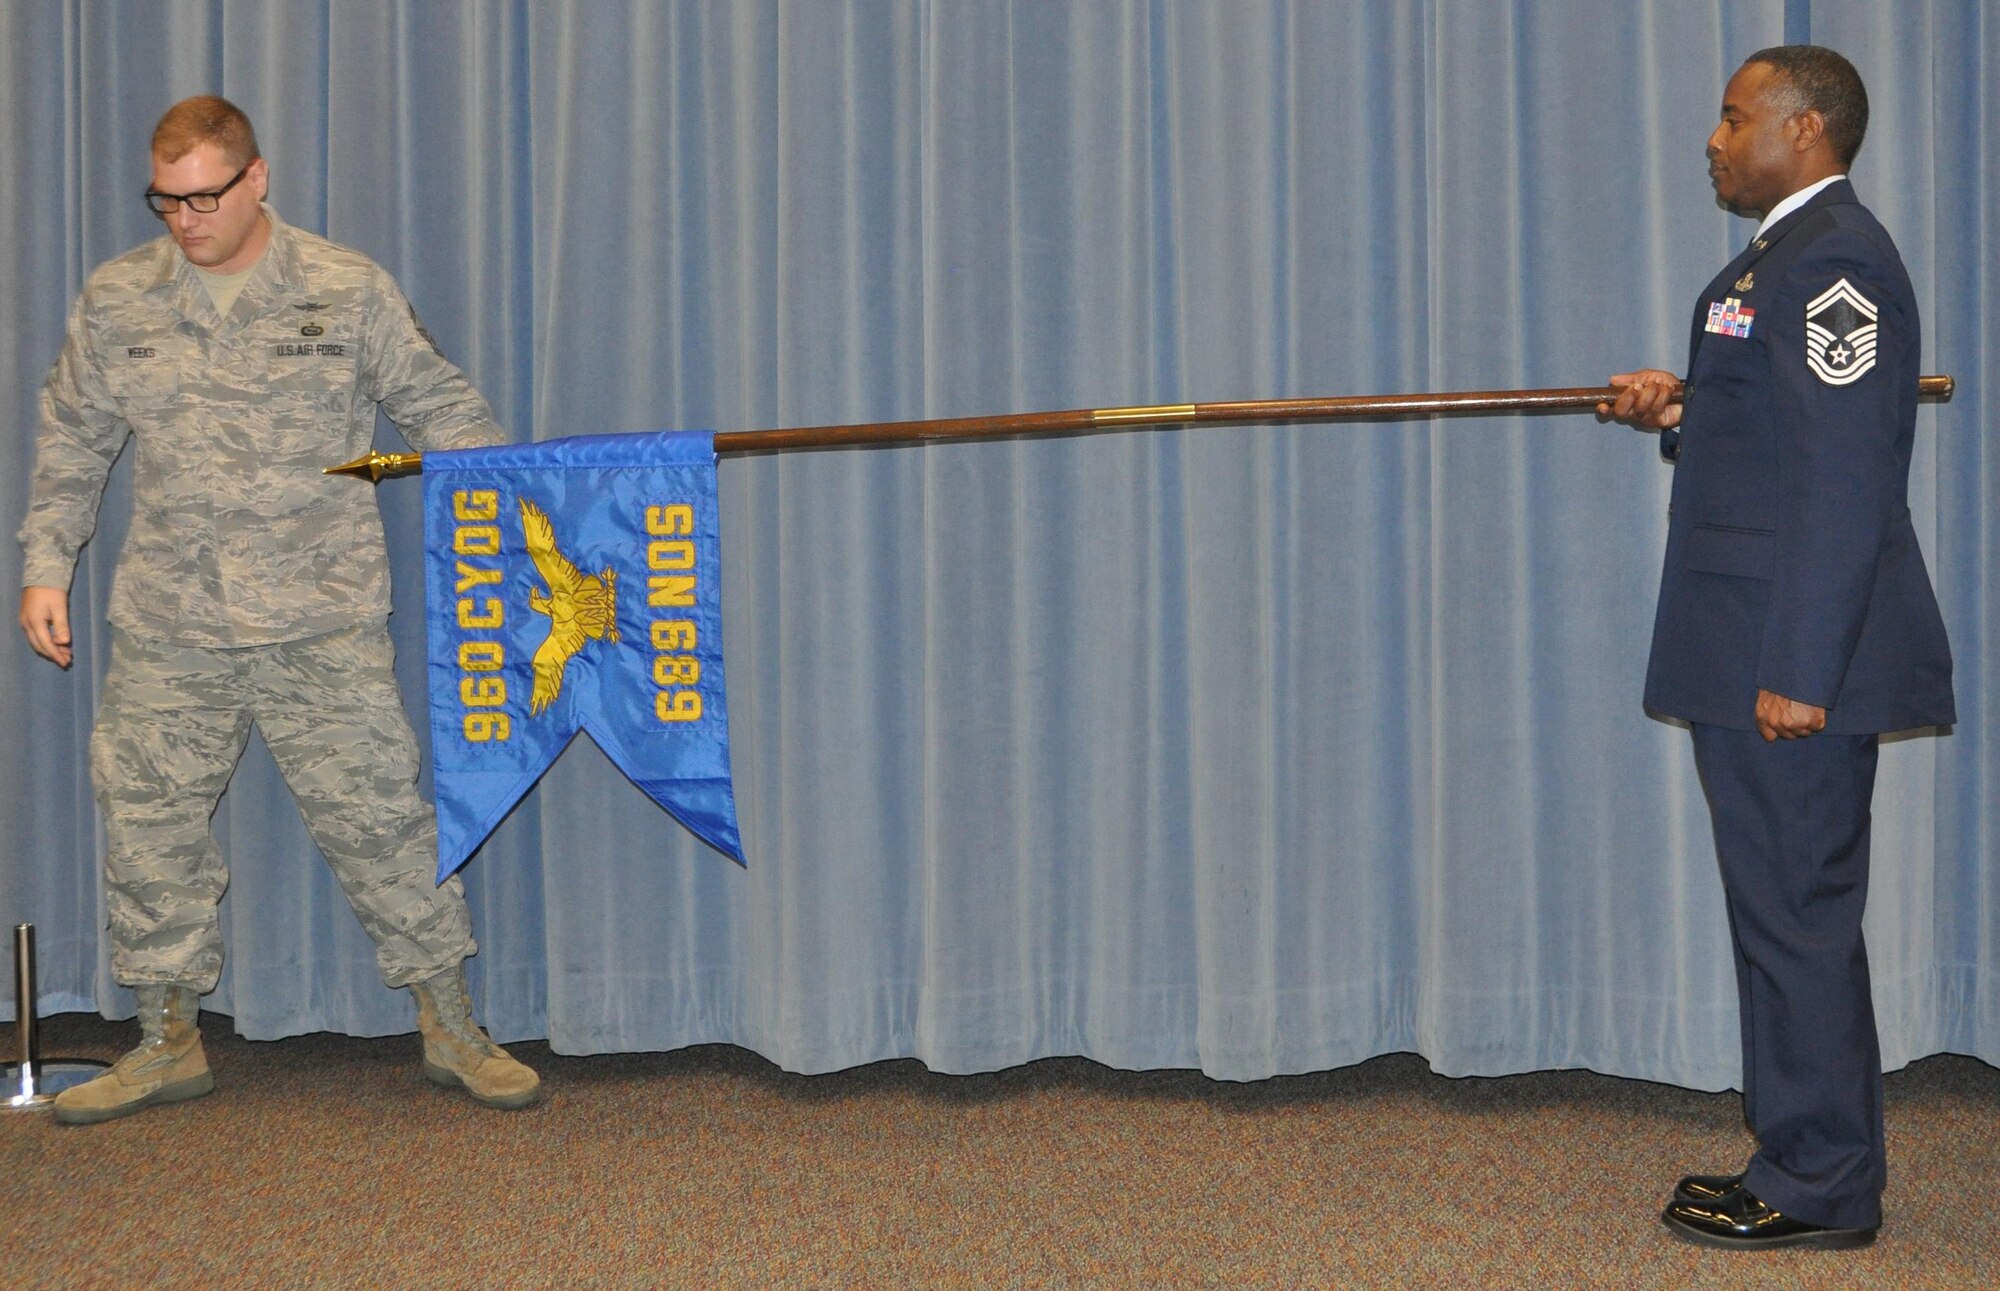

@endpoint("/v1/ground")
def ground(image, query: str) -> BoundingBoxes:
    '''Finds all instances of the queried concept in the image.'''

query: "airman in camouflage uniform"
[17,95,539,1120]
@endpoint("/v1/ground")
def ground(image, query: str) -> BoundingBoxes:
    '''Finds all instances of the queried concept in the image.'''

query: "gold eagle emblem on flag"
[519,497,620,715]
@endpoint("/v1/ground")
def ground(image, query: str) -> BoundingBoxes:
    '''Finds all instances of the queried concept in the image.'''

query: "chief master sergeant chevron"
[1602,47,1952,1250]
[16,96,539,1119]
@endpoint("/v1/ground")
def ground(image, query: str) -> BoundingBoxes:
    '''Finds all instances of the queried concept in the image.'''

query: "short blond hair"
[151,95,261,167]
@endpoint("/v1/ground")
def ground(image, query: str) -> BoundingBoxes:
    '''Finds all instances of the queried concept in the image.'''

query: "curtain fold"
[3,0,1994,1089]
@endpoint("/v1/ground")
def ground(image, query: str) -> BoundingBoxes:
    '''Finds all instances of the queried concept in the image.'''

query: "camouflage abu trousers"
[90,624,475,990]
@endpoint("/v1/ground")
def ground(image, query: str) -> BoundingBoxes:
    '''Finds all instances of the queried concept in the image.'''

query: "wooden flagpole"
[326,376,1955,481]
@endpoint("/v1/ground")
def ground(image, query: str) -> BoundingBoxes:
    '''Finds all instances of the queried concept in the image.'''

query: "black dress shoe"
[1673,1171,1746,1202]
[1662,1187,1878,1251]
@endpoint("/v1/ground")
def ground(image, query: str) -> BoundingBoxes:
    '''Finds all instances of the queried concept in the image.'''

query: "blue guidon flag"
[422,430,745,881]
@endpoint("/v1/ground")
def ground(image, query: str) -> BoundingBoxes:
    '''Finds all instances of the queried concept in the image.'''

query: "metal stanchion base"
[3,1058,111,1110]
[10,925,111,1109]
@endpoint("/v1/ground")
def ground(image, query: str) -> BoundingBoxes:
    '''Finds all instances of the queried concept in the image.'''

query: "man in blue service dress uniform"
[1602,46,1953,1251]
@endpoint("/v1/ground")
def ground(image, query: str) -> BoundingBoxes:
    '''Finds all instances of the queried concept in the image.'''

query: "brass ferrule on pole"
[1092,403,1198,426]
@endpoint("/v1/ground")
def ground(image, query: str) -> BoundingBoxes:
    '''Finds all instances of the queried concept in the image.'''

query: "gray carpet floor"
[4,1013,1995,1288]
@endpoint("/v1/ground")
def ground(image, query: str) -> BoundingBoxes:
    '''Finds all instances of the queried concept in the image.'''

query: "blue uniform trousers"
[1689,723,1883,1231]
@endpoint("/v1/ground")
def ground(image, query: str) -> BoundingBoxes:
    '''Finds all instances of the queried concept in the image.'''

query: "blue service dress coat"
[1644,178,1954,734]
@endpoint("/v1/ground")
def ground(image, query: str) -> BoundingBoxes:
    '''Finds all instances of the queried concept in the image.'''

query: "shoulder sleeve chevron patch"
[1804,277,1879,386]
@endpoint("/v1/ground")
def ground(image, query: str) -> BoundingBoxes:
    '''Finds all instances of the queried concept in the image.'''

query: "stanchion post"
[4,922,110,1110]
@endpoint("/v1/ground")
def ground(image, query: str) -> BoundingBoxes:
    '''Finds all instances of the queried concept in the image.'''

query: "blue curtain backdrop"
[2,1,1994,1089]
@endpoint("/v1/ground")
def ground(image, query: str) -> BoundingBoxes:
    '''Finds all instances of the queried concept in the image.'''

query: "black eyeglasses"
[144,162,253,217]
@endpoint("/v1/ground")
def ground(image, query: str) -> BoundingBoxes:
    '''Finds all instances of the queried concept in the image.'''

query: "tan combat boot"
[411,964,541,1109]
[53,984,213,1124]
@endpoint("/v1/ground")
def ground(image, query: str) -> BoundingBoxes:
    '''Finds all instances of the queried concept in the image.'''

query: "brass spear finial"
[324,451,424,482]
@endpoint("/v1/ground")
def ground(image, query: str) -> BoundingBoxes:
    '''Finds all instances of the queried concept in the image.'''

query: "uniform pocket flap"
[1686,523,1775,579]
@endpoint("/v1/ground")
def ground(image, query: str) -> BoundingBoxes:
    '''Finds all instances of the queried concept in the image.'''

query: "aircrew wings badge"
[1805,278,1879,385]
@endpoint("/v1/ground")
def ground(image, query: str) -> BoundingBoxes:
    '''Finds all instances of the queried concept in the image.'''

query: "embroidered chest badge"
[295,300,330,338]
[1805,278,1879,385]
[1704,296,1755,339]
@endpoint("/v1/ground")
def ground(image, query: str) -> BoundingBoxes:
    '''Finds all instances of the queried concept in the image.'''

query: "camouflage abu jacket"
[19,206,504,647]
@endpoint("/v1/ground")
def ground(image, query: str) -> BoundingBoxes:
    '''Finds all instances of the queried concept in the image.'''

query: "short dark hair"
[152,95,261,168]
[1745,45,1869,167]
